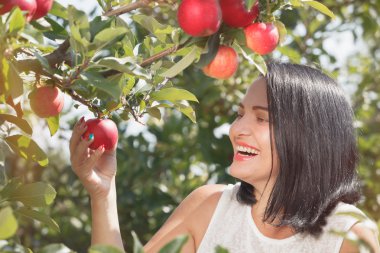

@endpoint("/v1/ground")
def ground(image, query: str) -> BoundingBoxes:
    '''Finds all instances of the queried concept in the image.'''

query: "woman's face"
[229,78,279,190]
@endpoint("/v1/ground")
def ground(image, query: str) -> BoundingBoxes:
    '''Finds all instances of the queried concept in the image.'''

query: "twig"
[103,0,150,17]
[103,43,184,77]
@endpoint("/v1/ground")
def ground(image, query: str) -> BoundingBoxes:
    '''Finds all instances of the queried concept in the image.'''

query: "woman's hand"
[69,117,117,199]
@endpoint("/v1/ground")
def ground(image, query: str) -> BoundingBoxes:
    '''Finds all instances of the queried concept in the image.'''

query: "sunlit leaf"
[5,135,48,166]
[132,231,144,253]
[302,0,335,19]
[8,7,25,34]
[160,46,200,78]
[0,207,18,240]
[39,243,75,253]
[89,245,124,253]
[0,114,32,135]
[46,114,59,136]
[274,20,287,45]
[9,182,56,207]
[16,206,60,232]
[150,88,198,103]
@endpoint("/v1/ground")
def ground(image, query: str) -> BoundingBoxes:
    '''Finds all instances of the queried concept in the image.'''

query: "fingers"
[85,145,105,172]
[75,134,95,160]
[74,145,105,184]
[69,117,87,156]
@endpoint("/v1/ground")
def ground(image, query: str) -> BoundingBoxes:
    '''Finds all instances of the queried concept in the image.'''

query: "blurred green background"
[2,0,380,252]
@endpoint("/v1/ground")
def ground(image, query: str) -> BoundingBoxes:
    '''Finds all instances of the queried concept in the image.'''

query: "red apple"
[0,0,37,21]
[244,22,279,55]
[29,86,64,118]
[220,0,259,28]
[177,0,222,37]
[32,0,53,20]
[83,118,118,151]
[202,45,238,79]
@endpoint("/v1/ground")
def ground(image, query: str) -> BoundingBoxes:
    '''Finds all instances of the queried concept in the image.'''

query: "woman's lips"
[234,152,258,161]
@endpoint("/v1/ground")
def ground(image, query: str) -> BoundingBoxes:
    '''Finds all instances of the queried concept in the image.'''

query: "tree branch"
[103,0,150,17]
[15,39,71,73]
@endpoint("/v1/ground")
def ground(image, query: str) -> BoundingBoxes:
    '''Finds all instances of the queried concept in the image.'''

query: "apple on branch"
[244,22,280,55]
[202,45,239,79]
[28,86,64,118]
[177,0,222,37]
[32,0,53,20]
[0,0,37,21]
[220,0,259,28]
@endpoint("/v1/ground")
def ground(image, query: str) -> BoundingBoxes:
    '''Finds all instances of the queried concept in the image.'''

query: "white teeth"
[236,145,259,155]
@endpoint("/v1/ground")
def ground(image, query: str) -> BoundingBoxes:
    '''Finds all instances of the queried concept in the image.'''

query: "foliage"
[0,0,379,252]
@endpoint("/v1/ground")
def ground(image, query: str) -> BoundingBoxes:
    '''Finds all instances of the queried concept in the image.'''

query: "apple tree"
[0,0,358,252]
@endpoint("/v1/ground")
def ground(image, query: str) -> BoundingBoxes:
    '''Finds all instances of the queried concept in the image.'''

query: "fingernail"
[80,116,84,123]
[88,133,94,141]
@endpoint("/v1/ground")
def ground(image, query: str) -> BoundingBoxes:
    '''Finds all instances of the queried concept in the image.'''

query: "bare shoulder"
[143,184,227,253]
[340,222,380,253]
[185,184,227,206]
[185,184,228,248]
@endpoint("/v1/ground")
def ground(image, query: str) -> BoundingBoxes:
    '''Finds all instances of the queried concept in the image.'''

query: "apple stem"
[266,0,271,16]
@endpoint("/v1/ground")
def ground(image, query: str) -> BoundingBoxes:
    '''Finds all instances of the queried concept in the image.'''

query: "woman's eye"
[257,117,268,123]
[235,112,243,119]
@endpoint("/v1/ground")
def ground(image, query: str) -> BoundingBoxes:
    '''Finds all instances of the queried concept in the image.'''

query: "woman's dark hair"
[236,61,361,237]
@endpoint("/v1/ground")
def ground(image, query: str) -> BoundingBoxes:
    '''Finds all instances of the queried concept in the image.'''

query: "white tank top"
[197,183,378,253]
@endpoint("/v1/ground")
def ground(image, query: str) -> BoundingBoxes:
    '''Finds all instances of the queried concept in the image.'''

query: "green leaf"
[15,206,60,232]
[1,57,10,96]
[245,0,256,11]
[178,104,197,123]
[9,182,56,207]
[5,135,48,167]
[38,243,75,253]
[49,1,68,19]
[44,17,69,41]
[195,32,220,69]
[80,72,122,99]
[147,107,161,120]
[34,51,53,74]
[290,0,302,7]
[150,88,198,103]
[89,16,114,40]
[214,245,229,253]
[68,5,90,54]
[236,42,267,75]
[0,178,22,200]
[92,27,128,51]
[0,207,18,240]
[89,245,124,253]
[8,7,25,34]
[0,114,32,135]
[274,20,287,45]
[160,46,200,78]
[277,46,302,63]
[96,57,136,74]
[46,114,59,137]
[158,234,188,253]
[302,0,335,19]
[131,231,145,253]
[8,61,24,100]
[132,14,173,42]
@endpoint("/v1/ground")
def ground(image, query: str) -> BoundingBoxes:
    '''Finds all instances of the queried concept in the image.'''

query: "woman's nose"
[231,117,252,136]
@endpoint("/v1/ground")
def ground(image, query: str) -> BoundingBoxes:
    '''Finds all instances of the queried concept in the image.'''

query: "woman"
[70,62,380,252]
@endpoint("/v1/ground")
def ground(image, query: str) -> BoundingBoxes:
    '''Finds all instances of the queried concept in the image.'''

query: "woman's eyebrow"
[238,103,268,111]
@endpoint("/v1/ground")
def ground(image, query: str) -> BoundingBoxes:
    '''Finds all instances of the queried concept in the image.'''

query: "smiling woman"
[69,61,380,253]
